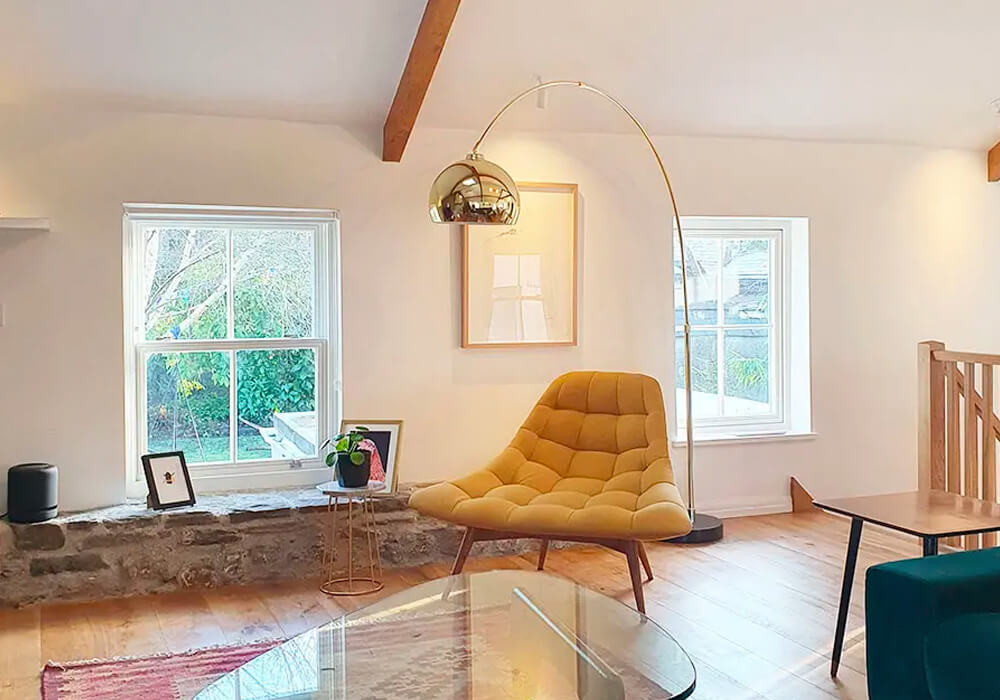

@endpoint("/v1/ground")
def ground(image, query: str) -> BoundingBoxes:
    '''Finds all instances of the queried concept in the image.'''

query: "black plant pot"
[336,451,371,488]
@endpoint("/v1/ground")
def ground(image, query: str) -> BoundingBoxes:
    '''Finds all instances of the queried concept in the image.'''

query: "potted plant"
[320,427,372,488]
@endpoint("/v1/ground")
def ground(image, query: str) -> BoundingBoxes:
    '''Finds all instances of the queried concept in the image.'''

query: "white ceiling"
[2,0,999,149]
[0,0,425,126]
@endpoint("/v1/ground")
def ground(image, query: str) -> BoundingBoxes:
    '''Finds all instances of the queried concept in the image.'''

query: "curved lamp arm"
[472,80,697,519]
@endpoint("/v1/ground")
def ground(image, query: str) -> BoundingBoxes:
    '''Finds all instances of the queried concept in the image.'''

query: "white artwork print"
[151,454,190,503]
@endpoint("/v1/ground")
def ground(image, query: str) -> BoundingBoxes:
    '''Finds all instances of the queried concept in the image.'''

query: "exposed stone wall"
[0,484,545,608]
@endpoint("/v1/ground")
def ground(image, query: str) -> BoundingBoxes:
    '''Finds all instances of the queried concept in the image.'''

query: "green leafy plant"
[320,427,371,466]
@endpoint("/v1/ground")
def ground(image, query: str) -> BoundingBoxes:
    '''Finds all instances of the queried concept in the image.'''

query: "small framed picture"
[141,451,196,510]
[340,420,402,495]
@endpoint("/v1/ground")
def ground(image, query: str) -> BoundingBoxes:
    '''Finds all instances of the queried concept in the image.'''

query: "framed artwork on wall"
[340,420,402,495]
[141,451,196,510]
[462,182,578,348]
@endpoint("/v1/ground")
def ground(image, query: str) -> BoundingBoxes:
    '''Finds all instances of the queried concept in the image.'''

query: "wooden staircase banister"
[918,340,1000,549]
[954,368,1000,442]
[934,349,1000,366]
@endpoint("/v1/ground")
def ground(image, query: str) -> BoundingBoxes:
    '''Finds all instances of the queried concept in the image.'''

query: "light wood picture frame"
[462,182,579,348]
[340,420,402,495]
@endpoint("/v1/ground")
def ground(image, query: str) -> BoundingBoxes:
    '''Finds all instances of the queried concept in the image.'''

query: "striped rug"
[41,640,281,700]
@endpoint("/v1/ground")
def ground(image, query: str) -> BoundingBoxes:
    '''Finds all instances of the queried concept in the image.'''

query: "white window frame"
[123,204,342,496]
[674,216,811,440]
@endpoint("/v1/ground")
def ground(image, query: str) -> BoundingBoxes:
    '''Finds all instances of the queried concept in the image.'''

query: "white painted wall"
[1,106,998,514]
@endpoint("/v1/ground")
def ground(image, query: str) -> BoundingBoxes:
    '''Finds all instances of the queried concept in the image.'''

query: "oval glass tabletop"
[195,570,696,699]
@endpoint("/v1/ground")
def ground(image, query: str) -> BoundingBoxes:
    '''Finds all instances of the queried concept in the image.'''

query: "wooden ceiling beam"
[382,0,461,162]
[990,142,1000,182]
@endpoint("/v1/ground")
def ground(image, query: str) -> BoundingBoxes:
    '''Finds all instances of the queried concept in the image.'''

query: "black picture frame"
[141,451,196,510]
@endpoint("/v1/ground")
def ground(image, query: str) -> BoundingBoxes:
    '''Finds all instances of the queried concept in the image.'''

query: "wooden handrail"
[933,349,1000,366]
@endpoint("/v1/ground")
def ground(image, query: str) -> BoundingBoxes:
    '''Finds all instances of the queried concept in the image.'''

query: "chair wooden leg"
[451,528,476,575]
[537,539,550,570]
[624,541,646,614]
[637,542,654,581]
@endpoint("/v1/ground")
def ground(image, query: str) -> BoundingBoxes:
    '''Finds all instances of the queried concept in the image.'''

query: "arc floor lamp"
[428,80,723,543]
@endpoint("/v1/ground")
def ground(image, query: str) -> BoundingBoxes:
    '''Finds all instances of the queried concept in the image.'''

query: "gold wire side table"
[317,480,384,596]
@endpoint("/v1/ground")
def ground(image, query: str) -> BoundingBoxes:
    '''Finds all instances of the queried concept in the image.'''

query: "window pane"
[675,328,719,422]
[146,352,231,464]
[519,254,542,296]
[675,238,719,325]
[521,299,548,341]
[236,349,317,461]
[144,228,227,340]
[234,229,315,339]
[493,255,518,288]
[723,239,770,325]
[488,299,517,341]
[724,329,771,416]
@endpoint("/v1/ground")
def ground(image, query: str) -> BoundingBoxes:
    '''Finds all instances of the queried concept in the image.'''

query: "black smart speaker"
[7,463,59,523]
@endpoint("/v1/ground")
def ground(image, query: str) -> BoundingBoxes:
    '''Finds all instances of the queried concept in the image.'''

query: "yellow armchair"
[409,371,691,612]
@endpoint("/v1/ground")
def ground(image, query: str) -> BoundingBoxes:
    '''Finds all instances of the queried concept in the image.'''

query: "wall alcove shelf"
[0,217,49,231]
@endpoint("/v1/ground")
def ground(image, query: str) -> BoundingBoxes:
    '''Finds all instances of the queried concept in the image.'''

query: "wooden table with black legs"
[814,490,1000,677]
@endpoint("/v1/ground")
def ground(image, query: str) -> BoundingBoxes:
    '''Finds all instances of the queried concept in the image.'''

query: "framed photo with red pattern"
[340,420,402,495]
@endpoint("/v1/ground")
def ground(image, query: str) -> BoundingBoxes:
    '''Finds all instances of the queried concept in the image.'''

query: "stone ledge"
[0,483,562,608]
[51,483,413,528]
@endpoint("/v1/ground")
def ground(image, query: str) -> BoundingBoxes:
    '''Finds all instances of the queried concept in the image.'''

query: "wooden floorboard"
[2,511,916,699]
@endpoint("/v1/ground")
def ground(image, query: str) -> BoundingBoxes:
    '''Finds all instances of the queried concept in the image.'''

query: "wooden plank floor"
[0,511,923,699]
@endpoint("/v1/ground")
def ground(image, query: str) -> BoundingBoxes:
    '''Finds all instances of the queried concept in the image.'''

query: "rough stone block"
[104,516,161,533]
[373,510,418,524]
[371,496,410,514]
[80,531,156,548]
[248,544,283,567]
[177,562,221,588]
[30,552,108,576]
[222,552,245,579]
[180,528,242,546]
[120,551,179,582]
[163,511,220,528]
[229,508,292,524]
[0,521,14,555]
[14,523,66,551]
[237,519,304,535]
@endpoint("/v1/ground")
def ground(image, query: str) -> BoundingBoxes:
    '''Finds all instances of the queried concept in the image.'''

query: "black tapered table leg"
[831,517,863,677]
[922,536,938,556]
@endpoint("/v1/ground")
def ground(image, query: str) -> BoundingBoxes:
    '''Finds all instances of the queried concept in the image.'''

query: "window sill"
[56,483,415,526]
[671,431,817,448]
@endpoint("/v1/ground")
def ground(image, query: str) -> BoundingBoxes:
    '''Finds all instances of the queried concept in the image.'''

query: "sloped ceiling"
[2,0,999,149]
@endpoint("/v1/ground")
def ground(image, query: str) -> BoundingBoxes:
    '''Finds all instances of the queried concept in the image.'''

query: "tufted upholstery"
[409,371,692,541]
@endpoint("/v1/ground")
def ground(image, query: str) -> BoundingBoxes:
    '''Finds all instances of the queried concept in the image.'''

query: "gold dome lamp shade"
[428,152,520,225]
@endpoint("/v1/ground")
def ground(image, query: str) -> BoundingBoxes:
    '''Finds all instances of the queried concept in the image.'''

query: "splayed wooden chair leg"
[537,539,550,570]
[637,542,654,581]
[451,528,476,575]
[624,541,646,614]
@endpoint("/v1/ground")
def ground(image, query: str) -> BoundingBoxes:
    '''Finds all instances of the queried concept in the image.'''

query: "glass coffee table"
[195,570,696,699]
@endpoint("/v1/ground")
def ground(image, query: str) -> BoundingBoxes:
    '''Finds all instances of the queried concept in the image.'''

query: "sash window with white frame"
[123,204,341,494]
[674,217,811,439]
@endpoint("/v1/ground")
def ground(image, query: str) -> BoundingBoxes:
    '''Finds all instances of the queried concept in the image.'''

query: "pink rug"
[41,640,281,700]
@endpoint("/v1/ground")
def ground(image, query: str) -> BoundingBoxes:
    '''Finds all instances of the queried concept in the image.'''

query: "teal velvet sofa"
[866,547,1000,700]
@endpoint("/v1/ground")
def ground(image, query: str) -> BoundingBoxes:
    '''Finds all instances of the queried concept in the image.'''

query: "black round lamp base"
[665,513,724,544]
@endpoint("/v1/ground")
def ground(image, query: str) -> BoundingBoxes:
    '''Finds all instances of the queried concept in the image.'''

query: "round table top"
[195,570,696,699]
[315,480,385,496]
